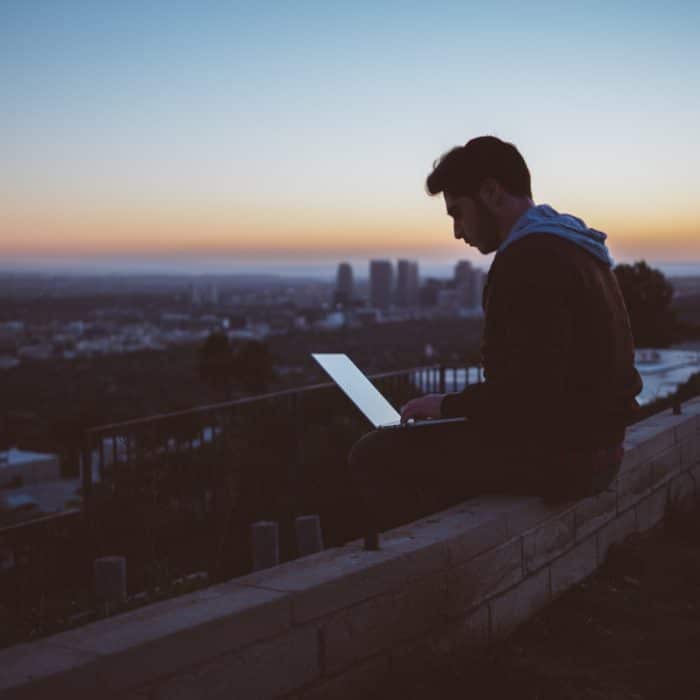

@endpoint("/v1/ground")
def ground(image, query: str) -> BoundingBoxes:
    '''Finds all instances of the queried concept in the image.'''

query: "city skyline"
[2,1,699,268]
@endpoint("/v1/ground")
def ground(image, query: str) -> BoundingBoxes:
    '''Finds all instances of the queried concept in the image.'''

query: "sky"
[2,0,699,275]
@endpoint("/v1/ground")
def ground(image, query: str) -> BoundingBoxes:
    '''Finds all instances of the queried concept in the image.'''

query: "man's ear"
[479,177,503,209]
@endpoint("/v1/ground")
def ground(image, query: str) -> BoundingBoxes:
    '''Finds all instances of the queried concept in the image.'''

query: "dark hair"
[425,135,532,199]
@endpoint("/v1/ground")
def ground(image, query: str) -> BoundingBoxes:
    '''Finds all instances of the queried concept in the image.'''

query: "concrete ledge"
[0,407,698,700]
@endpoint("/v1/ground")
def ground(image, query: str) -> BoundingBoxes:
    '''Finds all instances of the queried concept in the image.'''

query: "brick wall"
[1,399,699,700]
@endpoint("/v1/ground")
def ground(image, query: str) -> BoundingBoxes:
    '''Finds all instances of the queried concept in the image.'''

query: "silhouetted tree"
[232,340,275,394]
[614,260,676,347]
[198,332,236,399]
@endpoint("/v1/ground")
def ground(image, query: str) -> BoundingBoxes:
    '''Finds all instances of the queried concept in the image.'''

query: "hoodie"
[499,204,615,267]
[440,203,643,465]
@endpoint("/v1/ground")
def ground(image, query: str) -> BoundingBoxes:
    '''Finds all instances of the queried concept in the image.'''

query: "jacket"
[440,231,643,451]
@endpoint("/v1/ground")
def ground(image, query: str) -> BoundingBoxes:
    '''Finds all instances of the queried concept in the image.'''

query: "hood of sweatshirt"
[499,204,615,267]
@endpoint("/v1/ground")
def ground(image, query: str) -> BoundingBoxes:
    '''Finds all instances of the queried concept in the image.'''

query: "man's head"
[425,136,534,254]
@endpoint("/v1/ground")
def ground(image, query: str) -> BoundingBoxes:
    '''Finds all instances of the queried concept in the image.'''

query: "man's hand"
[400,393,446,424]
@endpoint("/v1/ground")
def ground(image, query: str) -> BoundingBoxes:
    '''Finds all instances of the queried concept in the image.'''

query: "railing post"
[295,514,324,557]
[439,365,446,394]
[81,433,93,522]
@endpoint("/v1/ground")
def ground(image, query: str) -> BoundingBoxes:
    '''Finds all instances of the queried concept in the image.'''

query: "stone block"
[550,537,598,599]
[575,489,617,542]
[636,486,669,533]
[523,511,575,574]
[444,604,490,654]
[447,539,522,618]
[238,532,448,624]
[194,625,318,700]
[54,584,291,693]
[680,436,700,470]
[0,639,100,700]
[441,495,574,542]
[298,654,390,700]
[490,566,551,640]
[597,510,637,565]
[388,501,511,567]
[623,421,675,463]
[669,473,697,514]
[616,464,653,512]
[500,498,577,539]
[648,445,682,487]
[673,414,698,443]
[321,570,448,675]
[619,440,643,473]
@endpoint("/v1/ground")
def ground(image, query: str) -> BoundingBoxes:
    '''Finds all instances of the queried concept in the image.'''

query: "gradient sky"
[2,0,699,272]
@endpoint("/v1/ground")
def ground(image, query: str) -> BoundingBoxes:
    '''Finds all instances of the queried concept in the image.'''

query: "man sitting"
[348,136,642,537]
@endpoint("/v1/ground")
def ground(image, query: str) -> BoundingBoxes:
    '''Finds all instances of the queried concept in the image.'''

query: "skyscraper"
[472,267,486,309]
[454,260,474,308]
[396,260,420,307]
[369,260,393,310]
[335,262,354,307]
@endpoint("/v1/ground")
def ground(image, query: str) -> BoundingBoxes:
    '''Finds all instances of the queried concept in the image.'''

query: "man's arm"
[440,243,575,426]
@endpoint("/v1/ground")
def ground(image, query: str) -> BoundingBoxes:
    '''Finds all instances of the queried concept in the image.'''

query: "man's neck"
[499,198,535,243]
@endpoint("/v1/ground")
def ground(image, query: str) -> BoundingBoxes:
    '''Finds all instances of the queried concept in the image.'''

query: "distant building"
[369,260,393,310]
[454,260,475,308]
[396,260,420,307]
[472,267,486,309]
[454,260,486,309]
[419,278,447,307]
[437,288,458,310]
[334,262,354,307]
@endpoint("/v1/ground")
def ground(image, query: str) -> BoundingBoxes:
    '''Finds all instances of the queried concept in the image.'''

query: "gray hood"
[499,204,614,267]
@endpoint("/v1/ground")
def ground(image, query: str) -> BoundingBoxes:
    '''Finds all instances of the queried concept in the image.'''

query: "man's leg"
[347,420,535,548]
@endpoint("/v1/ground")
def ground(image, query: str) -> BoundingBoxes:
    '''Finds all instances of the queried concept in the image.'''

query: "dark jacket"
[440,233,643,451]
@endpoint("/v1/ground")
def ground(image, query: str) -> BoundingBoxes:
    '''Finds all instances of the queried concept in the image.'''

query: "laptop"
[311,353,466,430]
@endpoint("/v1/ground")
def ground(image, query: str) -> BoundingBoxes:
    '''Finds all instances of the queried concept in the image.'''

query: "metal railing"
[0,363,482,636]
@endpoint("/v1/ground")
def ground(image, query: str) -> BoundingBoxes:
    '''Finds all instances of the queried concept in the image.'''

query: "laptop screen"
[311,353,401,427]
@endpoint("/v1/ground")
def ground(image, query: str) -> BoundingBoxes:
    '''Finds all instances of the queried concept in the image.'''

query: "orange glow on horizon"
[1,200,698,262]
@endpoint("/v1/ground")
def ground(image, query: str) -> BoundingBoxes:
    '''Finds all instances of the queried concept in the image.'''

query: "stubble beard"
[473,197,502,254]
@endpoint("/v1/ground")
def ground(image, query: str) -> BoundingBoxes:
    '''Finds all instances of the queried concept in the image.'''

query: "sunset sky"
[2,1,699,274]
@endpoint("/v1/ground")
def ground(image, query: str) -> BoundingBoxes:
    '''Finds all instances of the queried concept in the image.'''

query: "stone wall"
[1,399,699,700]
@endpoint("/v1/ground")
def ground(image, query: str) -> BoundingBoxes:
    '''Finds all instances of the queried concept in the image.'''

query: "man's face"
[444,191,501,254]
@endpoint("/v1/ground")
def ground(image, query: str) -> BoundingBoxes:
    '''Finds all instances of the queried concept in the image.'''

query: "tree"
[232,340,275,394]
[614,260,676,347]
[198,332,236,400]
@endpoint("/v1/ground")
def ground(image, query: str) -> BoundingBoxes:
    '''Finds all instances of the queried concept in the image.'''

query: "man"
[348,136,642,536]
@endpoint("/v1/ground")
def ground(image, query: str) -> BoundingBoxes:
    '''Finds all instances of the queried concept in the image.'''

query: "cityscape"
[0,259,486,369]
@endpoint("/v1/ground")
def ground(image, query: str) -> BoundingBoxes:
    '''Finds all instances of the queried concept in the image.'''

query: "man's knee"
[347,429,388,472]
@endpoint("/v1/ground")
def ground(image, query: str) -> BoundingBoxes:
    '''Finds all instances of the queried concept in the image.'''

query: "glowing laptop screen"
[311,353,401,428]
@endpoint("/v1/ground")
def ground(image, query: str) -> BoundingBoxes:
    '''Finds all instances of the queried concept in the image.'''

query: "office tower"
[454,260,474,308]
[407,261,419,307]
[472,267,486,308]
[335,262,354,307]
[396,260,420,307]
[369,260,393,310]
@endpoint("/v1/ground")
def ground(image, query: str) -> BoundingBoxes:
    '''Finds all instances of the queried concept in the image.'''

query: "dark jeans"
[347,419,622,546]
